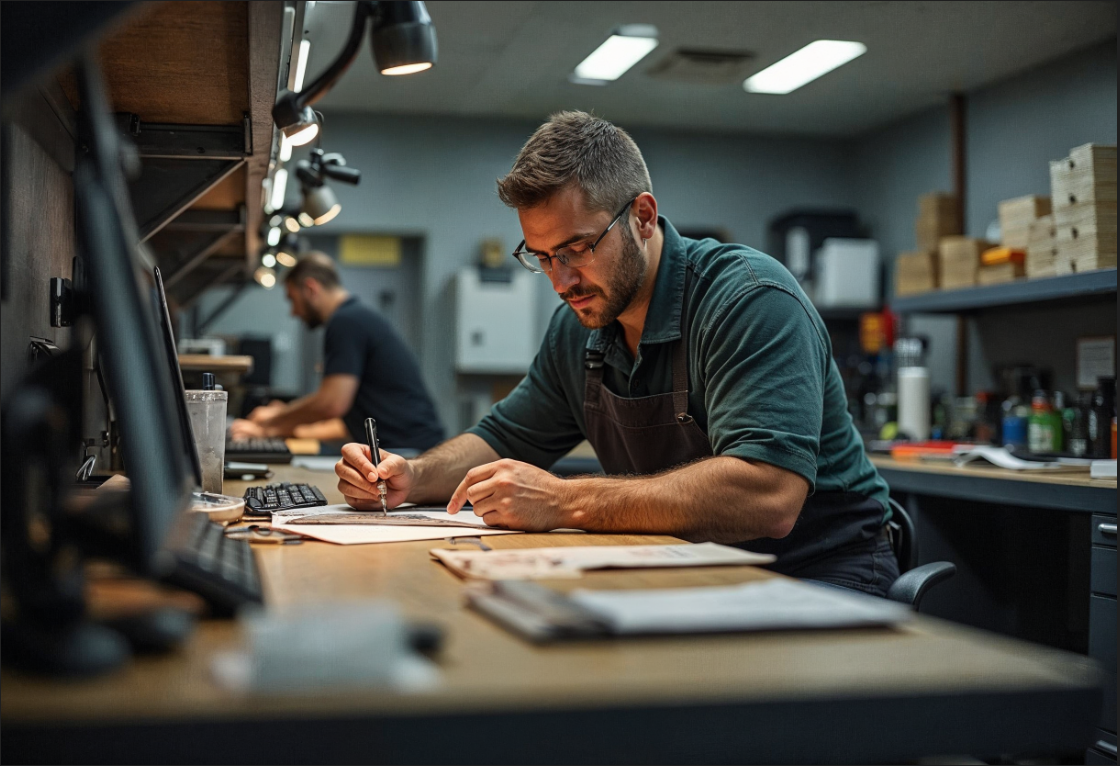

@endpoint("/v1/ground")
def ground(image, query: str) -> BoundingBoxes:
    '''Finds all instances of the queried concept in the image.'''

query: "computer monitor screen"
[152,266,203,488]
[72,60,194,575]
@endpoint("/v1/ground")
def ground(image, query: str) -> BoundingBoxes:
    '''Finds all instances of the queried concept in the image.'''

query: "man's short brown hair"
[496,111,651,214]
[284,251,341,290]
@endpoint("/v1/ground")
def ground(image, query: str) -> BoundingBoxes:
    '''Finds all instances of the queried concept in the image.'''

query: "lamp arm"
[272,1,376,125]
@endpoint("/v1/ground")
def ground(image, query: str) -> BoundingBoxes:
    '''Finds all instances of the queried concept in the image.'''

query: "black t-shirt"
[323,297,445,450]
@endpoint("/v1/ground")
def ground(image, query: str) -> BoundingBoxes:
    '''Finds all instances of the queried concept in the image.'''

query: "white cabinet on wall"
[454,267,536,373]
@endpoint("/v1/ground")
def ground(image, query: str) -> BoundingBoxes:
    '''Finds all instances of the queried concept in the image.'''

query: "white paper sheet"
[290,456,344,471]
[270,504,517,545]
[569,578,911,633]
[430,542,775,579]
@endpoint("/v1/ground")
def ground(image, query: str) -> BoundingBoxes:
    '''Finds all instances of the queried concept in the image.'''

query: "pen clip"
[364,417,380,467]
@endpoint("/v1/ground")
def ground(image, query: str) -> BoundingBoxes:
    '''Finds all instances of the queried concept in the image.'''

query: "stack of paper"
[271,505,518,545]
[431,542,775,580]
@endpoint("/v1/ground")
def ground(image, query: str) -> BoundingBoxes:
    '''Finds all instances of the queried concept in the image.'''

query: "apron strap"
[584,348,605,409]
[672,267,695,423]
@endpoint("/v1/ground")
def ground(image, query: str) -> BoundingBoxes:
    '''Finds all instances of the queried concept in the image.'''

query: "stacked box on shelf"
[1050,143,1117,273]
[978,247,1025,285]
[916,193,960,252]
[999,195,1051,250]
[938,237,991,289]
[1026,214,1058,278]
[895,251,938,296]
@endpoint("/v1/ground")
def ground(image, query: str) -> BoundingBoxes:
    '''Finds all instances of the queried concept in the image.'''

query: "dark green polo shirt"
[468,217,890,514]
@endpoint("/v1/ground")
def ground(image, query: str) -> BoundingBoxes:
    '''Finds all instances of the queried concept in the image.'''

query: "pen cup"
[184,389,227,493]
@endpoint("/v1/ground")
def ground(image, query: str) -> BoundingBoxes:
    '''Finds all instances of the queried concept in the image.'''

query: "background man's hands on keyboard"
[336,443,411,511]
[229,418,267,440]
[247,400,287,424]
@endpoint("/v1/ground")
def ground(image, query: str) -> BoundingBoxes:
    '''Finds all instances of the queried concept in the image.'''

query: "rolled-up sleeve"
[467,313,584,468]
[698,283,828,492]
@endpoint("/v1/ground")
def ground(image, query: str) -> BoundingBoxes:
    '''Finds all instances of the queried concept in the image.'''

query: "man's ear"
[633,192,658,241]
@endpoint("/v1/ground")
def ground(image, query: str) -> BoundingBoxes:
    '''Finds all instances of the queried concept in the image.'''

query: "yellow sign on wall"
[339,235,401,267]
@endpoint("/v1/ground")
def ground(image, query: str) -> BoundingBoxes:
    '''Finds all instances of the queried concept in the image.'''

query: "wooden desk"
[871,456,1116,514]
[1,467,1105,764]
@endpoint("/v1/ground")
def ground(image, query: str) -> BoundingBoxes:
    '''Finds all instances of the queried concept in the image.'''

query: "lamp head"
[301,183,341,226]
[372,1,437,75]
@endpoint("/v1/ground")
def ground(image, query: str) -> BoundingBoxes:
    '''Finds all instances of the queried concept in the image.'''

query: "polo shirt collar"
[586,216,688,353]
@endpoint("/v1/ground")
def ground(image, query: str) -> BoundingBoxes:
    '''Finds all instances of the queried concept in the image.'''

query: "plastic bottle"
[1028,390,1058,454]
[1089,377,1116,458]
[1002,394,1028,451]
[1069,392,1092,458]
[895,338,930,441]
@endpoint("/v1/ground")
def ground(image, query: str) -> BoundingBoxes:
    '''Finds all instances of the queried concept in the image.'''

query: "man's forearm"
[261,393,333,435]
[407,433,500,504]
[561,456,806,543]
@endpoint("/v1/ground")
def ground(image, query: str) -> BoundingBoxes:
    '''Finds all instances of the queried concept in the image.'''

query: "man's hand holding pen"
[335,442,413,512]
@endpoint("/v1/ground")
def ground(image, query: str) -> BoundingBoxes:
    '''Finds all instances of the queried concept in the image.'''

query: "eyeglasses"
[512,197,636,274]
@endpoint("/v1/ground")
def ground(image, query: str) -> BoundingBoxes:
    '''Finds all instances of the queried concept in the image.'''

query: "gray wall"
[194,38,1117,428]
[848,39,1118,395]
[264,114,855,433]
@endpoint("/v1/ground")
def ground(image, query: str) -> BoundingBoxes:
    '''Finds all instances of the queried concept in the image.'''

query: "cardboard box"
[998,195,1051,249]
[916,193,960,252]
[938,237,991,290]
[1054,200,1118,274]
[894,251,938,296]
[1026,214,1058,279]
[1050,143,1117,210]
[978,262,1026,285]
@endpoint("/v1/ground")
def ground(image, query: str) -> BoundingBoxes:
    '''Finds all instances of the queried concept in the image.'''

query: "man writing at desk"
[336,111,898,595]
[230,253,444,451]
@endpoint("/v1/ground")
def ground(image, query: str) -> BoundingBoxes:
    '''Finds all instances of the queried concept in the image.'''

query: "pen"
[364,417,389,515]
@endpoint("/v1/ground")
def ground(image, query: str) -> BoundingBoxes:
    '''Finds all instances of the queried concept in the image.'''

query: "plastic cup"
[184,389,228,493]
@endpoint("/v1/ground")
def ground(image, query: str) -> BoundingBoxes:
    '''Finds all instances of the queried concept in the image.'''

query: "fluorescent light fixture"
[270,168,288,211]
[293,40,312,92]
[283,216,301,233]
[267,227,282,246]
[279,134,293,162]
[744,40,866,95]
[573,27,658,83]
[261,253,277,268]
[276,251,298,268]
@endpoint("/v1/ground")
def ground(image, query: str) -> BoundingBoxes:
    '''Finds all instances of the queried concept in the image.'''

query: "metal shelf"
[891,268,1116,314]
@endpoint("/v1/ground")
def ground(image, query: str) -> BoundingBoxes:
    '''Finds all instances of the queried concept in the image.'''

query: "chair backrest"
[887,498,918,574]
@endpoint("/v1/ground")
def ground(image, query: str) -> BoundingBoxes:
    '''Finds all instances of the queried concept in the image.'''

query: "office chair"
[885,498,956,610]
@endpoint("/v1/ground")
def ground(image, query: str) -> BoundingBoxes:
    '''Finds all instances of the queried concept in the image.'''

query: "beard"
[560,224,646,329]
[302,304,325,330]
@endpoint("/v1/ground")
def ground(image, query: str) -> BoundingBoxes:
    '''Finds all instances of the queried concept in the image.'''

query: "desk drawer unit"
[1089,512,1117,745]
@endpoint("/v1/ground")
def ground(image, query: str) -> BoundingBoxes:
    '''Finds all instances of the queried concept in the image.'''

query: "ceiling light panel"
[743,40,866,95]
[573,28,658,84]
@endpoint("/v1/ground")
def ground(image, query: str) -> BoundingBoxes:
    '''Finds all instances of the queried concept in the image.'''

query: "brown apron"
[581,268,891,586]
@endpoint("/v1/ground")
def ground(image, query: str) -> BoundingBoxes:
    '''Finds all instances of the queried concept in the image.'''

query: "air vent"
[646,49,756,85]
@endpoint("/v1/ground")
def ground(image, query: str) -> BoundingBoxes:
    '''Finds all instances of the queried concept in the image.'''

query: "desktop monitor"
[72,59,194,575]
[152,266,203,489]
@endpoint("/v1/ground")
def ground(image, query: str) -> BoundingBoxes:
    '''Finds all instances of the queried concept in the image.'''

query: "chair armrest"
[887,561,957,610]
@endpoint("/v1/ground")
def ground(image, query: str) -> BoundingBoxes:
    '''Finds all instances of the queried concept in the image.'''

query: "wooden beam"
[949,92,968,397]
[244,2,286,267]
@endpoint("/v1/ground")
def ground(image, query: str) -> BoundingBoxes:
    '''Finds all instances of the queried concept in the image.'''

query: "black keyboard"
[243,481,328,514]
[163,511,263,615]
[225,436,293,464]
